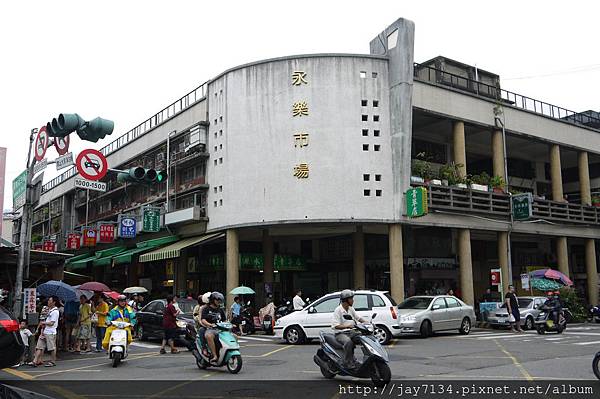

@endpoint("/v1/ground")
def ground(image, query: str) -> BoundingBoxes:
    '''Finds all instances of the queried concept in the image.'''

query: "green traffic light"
[156,170,167,182]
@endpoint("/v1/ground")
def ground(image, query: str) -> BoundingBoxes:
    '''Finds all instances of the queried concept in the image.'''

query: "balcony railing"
[532,198,599,225]
[413,63,600,130]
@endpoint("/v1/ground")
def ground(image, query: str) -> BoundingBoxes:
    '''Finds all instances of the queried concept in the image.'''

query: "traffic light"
[117,167,167,185]
[45,113,114,142]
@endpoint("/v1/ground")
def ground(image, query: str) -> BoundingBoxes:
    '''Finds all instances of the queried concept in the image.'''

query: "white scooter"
[107,320,131,367]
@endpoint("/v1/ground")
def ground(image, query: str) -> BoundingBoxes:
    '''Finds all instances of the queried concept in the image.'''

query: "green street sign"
[12,170,28,210]
[406,187,428,218]
[142,207,161,232]
[512,193,533,221]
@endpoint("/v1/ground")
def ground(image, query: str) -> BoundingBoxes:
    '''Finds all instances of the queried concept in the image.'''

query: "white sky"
[1,0,599,211]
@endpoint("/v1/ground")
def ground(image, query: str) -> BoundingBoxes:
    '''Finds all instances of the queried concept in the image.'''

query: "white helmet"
[340,289,355,301]
[201,292,212,304]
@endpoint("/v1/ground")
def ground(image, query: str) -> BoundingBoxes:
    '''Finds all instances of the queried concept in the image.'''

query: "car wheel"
[524,316,534,331]
[373,325,392,345]
[419,320,432,338]
[138,325,148,341]
[284,326,305,345]
[459,317,471,335]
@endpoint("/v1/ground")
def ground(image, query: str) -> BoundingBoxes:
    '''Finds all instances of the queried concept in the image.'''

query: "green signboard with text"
[142,207,161,232]
[207,253,307,271]
[406,187,428,218]
[512,193,533,221]
[12,170,28,210]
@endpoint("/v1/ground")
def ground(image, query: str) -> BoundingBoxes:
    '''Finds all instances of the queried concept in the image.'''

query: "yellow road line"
[47,385,87,399]
[1,367,34,380]
[493,339,534,381]
[244,345,293,358]
[148,373,213,398]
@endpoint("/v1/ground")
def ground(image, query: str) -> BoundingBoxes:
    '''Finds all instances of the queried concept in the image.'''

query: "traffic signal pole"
[13,128,38,316]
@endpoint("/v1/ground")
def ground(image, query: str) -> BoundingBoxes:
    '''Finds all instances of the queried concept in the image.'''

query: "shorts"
[205,328,219,337]
[511,308,521,323]
[36,334,57,352]
[164,328,178,341]
[78,324,92,339]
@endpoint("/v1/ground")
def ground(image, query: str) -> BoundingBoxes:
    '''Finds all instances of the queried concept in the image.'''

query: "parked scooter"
[593,351,600,380]
[275,300,293,319]
[535,305,567,334]
[107,320,131,367]
[192,321,243,373]
[313,313,391,387]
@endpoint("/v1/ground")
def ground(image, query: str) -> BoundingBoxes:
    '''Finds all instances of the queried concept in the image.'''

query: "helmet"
[201,292,212,304]
[209,292,224,303]
[340,289,355,301]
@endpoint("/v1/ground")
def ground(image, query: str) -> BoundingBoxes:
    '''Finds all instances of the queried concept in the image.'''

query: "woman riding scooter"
[102,295,136,350]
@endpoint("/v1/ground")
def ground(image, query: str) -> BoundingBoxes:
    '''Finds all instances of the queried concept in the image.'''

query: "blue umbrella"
[37,280,78,302]
[229,286,255,295]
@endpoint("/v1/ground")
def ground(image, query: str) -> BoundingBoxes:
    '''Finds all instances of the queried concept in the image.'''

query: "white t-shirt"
[331,304,360,332]
[20,328,33,346]
[293,295,305,310]
[43,307,59,335]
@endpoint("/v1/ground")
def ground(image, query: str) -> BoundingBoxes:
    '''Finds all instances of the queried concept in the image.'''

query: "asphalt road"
[2,324,600,383]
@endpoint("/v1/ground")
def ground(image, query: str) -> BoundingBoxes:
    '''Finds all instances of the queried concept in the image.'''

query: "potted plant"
[470,172,490,191]
[490,175,506,193]
[439,162,466,187]
[592,195,600,207]
[411,152,433,184]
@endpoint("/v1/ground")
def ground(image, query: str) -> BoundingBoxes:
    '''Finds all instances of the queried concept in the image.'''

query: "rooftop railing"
[42,81,209,193]
[413,63,600,130]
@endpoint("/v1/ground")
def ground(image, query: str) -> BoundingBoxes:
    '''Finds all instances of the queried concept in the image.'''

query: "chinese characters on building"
[291,70,310,178]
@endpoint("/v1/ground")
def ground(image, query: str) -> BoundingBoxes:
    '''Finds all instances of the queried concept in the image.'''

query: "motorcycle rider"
[201,292,227,364]
[542,291,561,326]
[102,295,136,350]
[331,289,366,369]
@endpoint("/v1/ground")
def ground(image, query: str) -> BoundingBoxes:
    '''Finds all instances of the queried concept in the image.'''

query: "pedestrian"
[482,288,494,302]
[128,294,138,310]
[159,295,180,354]
[230,296,245,335]
[13,320,32,367]
[94,295,109,352]
[75,295,93,353]
[63,300,79,352]
[293,289,306,311]
[447,289,455,296]
[505,285,523,333]
[30,296,59,367]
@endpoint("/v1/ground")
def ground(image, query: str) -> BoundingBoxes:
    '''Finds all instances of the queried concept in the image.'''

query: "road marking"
[147,372,214,398]
[462,333,522,340]
[245,345,293,358]
[239,336,277,342]
[564,332,600,336]
[493,339,533,382]
[47,385,87,399]
[1,368,33,380]
[130,342,160,349]
[545,337,564,341]
[573,340,600,346]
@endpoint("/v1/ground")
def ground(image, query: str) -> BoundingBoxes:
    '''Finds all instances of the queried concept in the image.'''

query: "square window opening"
[360,71,367,78]
[375,174,382,181]
[362,129,368,136]
[374,145,381,152]
[373,115,380,122]
[361,99,368,106]
[364,189,371,196]
[219,199,223,206]
[219,157,223,164]
[361,115,368,121]
[363,174,370,181]
[376,190,382,197]
[373,100,379,107]
[374,130,380,137]
[362,144,369,151]
[372,72,378,78]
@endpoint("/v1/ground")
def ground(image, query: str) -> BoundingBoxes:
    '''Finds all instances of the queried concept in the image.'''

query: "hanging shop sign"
[98,223,115,243]
[23,288,37,319]
[490,268,501,286]
[142,207,161,232]
[274,254,307,271]
[512,193,533,221]
[521,273,530,290]
[66,233,81,250]
[406,187,428,218]
[42,239,57,252]
[82,228,97,247]
[119,215,137,238]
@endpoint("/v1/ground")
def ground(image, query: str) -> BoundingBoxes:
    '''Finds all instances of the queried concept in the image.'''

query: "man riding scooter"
[200,292,227,364]
[331,290,366,369]
[102,295,136,351]
[543,291,562,327]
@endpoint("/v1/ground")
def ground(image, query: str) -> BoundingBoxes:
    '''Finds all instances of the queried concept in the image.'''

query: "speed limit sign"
[54,135,70,155]
[34,126,49,161]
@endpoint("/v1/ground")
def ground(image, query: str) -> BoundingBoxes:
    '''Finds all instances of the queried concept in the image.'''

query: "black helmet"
[210,292,224,303]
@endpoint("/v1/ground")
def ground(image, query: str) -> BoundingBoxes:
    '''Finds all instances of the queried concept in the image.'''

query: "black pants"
[335,331,360,366]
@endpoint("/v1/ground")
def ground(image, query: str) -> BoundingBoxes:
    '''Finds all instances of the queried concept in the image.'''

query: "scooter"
[107,320,131,367]
[275,300,293,319]
[594,351,600,380]
[313,313,391,387]
[588,306,600,323]
[192,321,243,374]
[535,305,567,334]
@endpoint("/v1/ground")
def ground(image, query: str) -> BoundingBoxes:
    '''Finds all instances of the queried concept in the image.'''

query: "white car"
[274,290,400,345]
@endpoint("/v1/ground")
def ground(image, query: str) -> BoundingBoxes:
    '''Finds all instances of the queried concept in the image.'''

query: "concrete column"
[388,224,404,303]
[452,121,467,178]
[175,256,187,297]
[585,239,598,306]
[353,226,365,289]
[579,151,592,206]
[556,236,569,277]
[262,230,274,284]
[457,229,474,306]
[492,130,506,181]
[498,231,510,290]
[226,229,240,306]
[550,144,564,202]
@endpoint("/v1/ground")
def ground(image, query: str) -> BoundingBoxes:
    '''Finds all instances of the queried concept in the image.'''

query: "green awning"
[67,254,97,270]
[112,236,179,265]
[139,233,224,263]
[65,252,93,265]
[91,246,127,267]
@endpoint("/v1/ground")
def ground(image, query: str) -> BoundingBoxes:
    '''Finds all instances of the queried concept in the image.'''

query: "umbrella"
[123,286,148,294]
[37,280,77,302]
[72,285,94,300]
[529,268,573,286]
[103,291,121,301]
[530,278,562,291]
[79,281,110,292]
[230,286,255,295]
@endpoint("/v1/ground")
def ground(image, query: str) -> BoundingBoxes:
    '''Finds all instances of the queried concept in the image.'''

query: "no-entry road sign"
[34,126,49,161]
[76,149,108,181]
[54,135,70,155]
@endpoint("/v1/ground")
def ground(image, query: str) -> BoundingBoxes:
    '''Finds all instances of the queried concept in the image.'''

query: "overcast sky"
[1,0,599,211]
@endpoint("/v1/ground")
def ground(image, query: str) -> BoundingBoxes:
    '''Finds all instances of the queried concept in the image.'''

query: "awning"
[65,252,93,265]
[67,254,98,270]
[68,247,126,269]
[139,233,224,263]
[112,236,179,265]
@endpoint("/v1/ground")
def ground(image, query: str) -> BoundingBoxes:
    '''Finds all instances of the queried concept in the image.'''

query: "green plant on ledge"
[592,195,600,207]
[471,172,491,186]
[439,162,465,186]
[411,152,434,181]
[490,175,506,191]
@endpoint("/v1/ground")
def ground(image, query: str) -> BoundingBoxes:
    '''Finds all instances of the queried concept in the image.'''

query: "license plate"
[498,318,506,323]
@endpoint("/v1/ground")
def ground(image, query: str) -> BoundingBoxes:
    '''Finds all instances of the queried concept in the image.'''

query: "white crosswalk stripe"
[573,340,600,346]
[457,328,600,346]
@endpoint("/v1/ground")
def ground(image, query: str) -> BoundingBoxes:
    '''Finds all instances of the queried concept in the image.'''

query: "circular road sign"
[76,149,108,181]
[34,126,49,161]
[54,135,70,155]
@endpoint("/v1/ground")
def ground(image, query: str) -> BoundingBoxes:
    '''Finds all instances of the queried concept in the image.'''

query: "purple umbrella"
[529,268,573,286]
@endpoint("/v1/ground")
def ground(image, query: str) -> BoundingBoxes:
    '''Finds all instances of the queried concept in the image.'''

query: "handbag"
[90,313,98,325]
[508,314,516,323]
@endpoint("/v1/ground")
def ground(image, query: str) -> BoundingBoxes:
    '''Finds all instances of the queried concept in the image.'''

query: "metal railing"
[42,81,209,193]
[413,63,600,129]
[532,198,599,224]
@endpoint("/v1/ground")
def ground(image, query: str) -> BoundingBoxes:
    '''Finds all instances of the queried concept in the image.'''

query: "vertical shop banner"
[490,268,501,286]
[82,228,97,247]
[165,260,175,278]
[142,207,161,232]
[12,170,27,210]
[99,224,115,243]
[66,233,81,250]
[42,240,57,252]
[406,187,428,218]
[23,288,37,319]
[521,273,530,290]
[119,216,137,238]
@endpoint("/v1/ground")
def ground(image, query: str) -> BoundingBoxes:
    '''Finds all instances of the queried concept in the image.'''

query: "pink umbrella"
[79,281,110,292]
[103,291,121,301]
[529,268,573,286]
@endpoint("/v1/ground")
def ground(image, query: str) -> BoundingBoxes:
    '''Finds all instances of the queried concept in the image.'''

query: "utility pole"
[165,130,176,212]
[13,128,38,316]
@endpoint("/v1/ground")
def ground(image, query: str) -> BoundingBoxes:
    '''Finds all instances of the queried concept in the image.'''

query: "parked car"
[397,295,475,337]
[0,304,25,369]
[274,290,400,345]
[487,296,547,330]
[136,299,196,347]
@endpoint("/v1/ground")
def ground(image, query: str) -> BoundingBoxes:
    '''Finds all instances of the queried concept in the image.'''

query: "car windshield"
[398,297,432,309]
[500,298,532,309]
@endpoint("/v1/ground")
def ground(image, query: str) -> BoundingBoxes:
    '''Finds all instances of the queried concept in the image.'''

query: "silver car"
[397,295,476,338]
[487,296,547,330]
